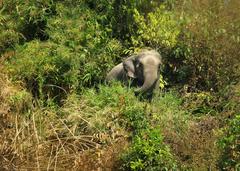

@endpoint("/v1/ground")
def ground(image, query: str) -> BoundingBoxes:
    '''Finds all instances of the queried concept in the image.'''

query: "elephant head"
[106,54,138,84]
[123,50,162,95]
[123,54,137,79]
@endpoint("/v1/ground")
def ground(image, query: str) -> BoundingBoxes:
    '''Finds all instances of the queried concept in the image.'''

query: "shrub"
[0,14,21,54]
[4,1,123,104]
[47,2,123,88]
[8,89,32,114]
[182,92,218,116]
[120,128,177,171]
[6,40,79,103]
[61,84,179,170]
[151,91,188,131]
[174,0,240,91]
[82,83,136,108]
[5,0,56,41]
[218,114,240,170]
[107,0,175,45]
[133,5,181,49]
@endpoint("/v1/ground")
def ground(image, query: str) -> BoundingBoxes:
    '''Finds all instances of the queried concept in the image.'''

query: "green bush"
[106,0,175,45]
[5,2,123,103]
[7,0,56,40]
[47,2,123,88]
[151,91,190,143]
[122,102,148,132]
[6,40,79,103]
[82,83,137,108]
[121,128,177,171]
[0,0,56,54]
[218,114,240,170]
[133,5,181,49]
[63,84,178,171]
[0,13,21,54]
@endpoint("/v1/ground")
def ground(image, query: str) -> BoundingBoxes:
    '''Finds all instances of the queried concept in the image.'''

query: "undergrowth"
[0,0,239,170]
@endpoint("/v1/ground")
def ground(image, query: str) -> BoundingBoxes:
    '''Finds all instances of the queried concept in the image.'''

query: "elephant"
[106,54,137,84]
[106,49,162,99]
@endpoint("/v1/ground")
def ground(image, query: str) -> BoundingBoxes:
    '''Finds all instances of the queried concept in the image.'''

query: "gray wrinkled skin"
[106,49,162,99]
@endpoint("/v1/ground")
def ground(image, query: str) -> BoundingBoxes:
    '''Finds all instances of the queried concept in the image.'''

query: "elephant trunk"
[135,68,158,94]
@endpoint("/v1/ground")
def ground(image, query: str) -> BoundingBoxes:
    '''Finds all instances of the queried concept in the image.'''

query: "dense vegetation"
[0,0,239,170]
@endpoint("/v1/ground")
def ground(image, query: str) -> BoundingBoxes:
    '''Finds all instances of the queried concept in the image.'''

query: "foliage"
[82,83,136,108]
[133,5,181,49]
[6,41,79,103]
[106,0,176,45]
[0,13,20,55]
[151,91,189,132]
[64,84,178,170]
[121,128,177,171]
[5,2,123,103]
[47,2,123,88]
[218,114,240,170]
[0,0,240,170]
[64,83,147,135]
[174,0,240,90]
[2,0,56,41]
[219,114,240,169]
[182,92,218,116]
[8,89,32,114]
[119,92,181,170]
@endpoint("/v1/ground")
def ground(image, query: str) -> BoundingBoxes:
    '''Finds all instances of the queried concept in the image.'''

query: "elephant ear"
[123,57,137,78]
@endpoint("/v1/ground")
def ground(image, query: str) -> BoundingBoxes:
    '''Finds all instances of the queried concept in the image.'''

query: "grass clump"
[1,0,239,170]
[64,84,178,170]
[62,83,134,136]
[82,83,136,108]
[63,83,146,137]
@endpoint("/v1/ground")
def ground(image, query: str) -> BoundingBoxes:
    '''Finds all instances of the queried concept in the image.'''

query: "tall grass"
[0,0,239,170]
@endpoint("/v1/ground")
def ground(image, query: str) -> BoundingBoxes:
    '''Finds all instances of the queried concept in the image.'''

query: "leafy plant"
[133,5,181,48]
[47,2,123,89]
[218,114,240,170]
[12,0,56,40]
[121,128,177,171]
[6,40,80,103]
[175,0,240,91]
[0,13,20,54]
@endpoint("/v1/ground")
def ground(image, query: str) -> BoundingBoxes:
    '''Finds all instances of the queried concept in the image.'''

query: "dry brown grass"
[177,0,240,91]
[0,69,127,170]
[0,109,127,170]
[74,138,128,171]
[163,115,221,170]
[0,64,20,170]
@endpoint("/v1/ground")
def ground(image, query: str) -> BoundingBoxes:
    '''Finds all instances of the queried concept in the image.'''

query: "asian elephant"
[106,49,162,99]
